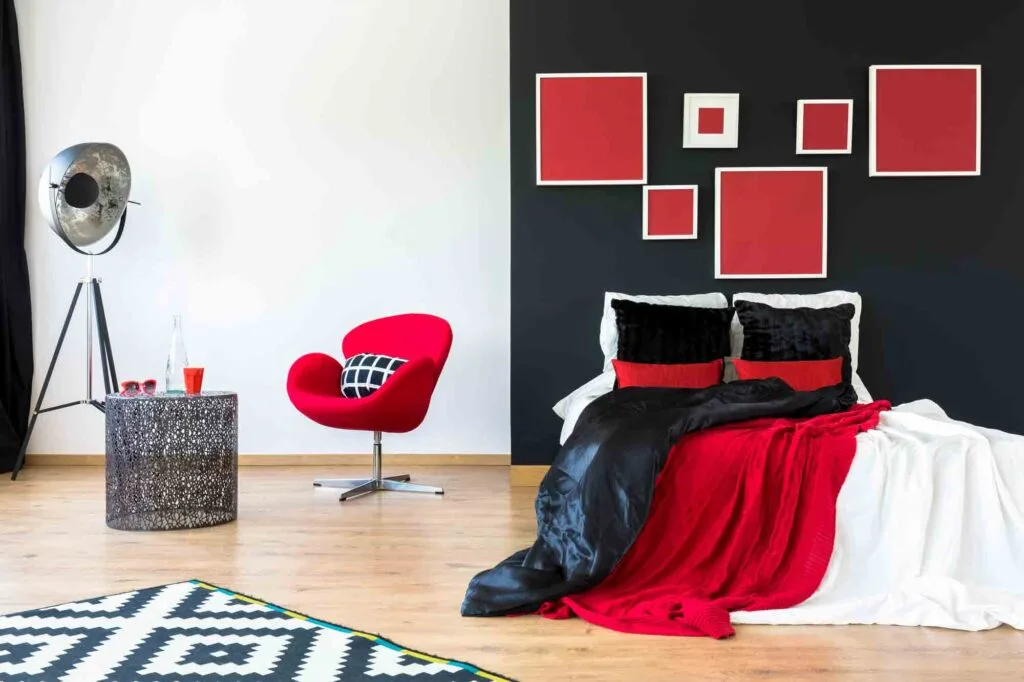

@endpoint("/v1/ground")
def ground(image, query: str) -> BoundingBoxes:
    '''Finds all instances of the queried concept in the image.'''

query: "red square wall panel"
[716,168,827,279]
[797,100,852,154]
[644,186,698,240]
[697,107,725,135]
[537,73,647,185]
[870,65,980,176]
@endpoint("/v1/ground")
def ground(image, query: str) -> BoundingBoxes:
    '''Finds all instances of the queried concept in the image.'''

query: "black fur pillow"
[735,301,855,383]
[612,299,733,364]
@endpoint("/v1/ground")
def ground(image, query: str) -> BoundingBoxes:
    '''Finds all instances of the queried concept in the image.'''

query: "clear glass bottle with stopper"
[165,314,189,393]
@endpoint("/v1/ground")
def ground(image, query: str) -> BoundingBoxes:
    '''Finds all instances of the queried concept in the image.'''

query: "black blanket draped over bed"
[461,379,856,617]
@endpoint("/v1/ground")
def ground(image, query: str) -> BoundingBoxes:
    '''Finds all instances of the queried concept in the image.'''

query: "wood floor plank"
[1,466,1021,681]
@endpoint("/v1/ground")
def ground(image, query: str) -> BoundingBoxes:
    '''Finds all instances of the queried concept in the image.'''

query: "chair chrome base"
[332,478,444,502]
[314,474,410,489]
[312,431,444,502]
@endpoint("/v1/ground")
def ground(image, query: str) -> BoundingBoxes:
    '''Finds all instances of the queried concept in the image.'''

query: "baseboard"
[510,465,548,487]
[25,454,511,467]
[26,455,106,466]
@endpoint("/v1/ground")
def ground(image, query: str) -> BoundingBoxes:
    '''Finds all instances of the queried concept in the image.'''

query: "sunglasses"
[120,379,158,396]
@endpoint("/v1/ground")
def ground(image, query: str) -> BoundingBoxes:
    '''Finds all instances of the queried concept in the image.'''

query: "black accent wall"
[511,1,1024,464]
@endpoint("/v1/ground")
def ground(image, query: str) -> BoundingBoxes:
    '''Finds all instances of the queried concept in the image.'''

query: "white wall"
[16,0,510,455]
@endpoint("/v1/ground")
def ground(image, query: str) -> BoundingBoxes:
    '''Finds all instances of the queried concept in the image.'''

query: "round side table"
[105,391,238,531]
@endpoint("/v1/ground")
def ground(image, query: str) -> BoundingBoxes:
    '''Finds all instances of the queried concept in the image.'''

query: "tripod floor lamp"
[10,142,134,480]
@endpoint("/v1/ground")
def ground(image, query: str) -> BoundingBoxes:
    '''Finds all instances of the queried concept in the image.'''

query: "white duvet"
[731,399,1024,630]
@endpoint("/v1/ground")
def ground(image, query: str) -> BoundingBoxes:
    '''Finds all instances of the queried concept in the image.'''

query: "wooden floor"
[1,466,1022,681]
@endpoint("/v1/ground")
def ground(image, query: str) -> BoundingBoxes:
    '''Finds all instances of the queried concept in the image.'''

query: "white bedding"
[733,400,1024,630]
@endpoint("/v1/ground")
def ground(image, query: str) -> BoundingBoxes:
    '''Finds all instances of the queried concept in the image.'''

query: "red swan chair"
[287,313,453,501]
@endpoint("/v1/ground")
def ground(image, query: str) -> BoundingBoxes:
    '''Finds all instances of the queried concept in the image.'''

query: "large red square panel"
[644,186,698,240]
[716,168,827,278]
[537,73,647,184]
[870,65,980,175]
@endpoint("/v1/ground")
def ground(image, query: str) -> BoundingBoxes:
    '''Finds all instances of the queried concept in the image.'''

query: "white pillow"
[851,373,872,403]
[553,371,616,444]
[730,291,862,372]
[599,291,729,371]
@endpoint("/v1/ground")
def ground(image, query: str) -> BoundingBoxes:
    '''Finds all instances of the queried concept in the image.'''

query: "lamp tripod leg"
[10,415,37,482]
[11,283,84,480]
[84,271,93,403]
[92,282,112,397]
[92,279,117,390]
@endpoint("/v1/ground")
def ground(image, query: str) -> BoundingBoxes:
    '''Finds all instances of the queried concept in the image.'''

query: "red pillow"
[612,358,723,389]
[732,357,843,391]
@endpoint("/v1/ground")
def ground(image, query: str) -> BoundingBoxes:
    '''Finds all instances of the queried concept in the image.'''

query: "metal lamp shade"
[37,143,131,250]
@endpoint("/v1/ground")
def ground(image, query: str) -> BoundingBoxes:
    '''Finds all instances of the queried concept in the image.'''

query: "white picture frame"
[536,72,648,185]
[796,99,853,155]
[868,65,981,177]
[714,167,828,280]
[643,185,699,240]
[682,93,739,149]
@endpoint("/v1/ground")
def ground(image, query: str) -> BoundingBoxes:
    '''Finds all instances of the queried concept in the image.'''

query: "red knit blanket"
[538,400,890,638]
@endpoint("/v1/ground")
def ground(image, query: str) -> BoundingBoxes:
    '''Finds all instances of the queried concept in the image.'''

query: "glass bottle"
[165,314,189,393]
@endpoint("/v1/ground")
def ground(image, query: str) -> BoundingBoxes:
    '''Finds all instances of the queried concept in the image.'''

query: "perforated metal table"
[105,391,238,531]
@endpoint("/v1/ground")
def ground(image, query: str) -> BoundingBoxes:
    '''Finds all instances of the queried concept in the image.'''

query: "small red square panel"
[871,66,980,175]
[537,74,646,184]
[799,101,851,152]
[697,107,725,135]
[716,168,826,278]
[644,186,697,239]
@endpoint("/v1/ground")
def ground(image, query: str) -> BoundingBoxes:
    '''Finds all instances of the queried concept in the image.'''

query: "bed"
[462,290,1024,636]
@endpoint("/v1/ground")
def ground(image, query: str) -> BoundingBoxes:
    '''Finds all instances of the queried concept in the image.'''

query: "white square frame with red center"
[868,65,981,177]
[796,99,853,154]
[682,93,739,148]
[643,185,699,240]
[715,167,828,279]
[535,72,648,185]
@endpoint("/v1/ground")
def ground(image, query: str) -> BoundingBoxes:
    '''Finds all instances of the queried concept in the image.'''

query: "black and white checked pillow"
[341,353,408,398]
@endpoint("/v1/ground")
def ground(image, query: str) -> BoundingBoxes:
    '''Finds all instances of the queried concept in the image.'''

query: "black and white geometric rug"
[0,580,514,681]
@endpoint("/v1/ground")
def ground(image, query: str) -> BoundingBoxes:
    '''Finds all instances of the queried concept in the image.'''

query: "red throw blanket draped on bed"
[538,400,890,638]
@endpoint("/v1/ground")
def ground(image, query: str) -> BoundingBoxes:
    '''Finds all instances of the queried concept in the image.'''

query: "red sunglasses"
[120,379,158,396]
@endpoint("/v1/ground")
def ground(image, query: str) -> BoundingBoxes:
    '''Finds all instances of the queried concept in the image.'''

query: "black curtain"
[0,0,30,474]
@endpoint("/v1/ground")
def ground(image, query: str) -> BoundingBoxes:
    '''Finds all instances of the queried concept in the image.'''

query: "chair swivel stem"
[372,430,382,484]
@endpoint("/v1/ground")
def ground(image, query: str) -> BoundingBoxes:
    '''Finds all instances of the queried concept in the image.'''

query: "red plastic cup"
[184,367,205,395]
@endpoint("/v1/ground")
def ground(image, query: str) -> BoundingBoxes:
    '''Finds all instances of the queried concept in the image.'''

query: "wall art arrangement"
[796,100,853,154]
[682,93,740,148]
[535,64,980,277]
[535,72,647,185]
[869,65,981,176]
[643,185,698,240]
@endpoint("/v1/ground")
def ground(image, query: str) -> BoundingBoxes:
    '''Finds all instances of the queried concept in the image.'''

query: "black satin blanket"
[461,379,856,617]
